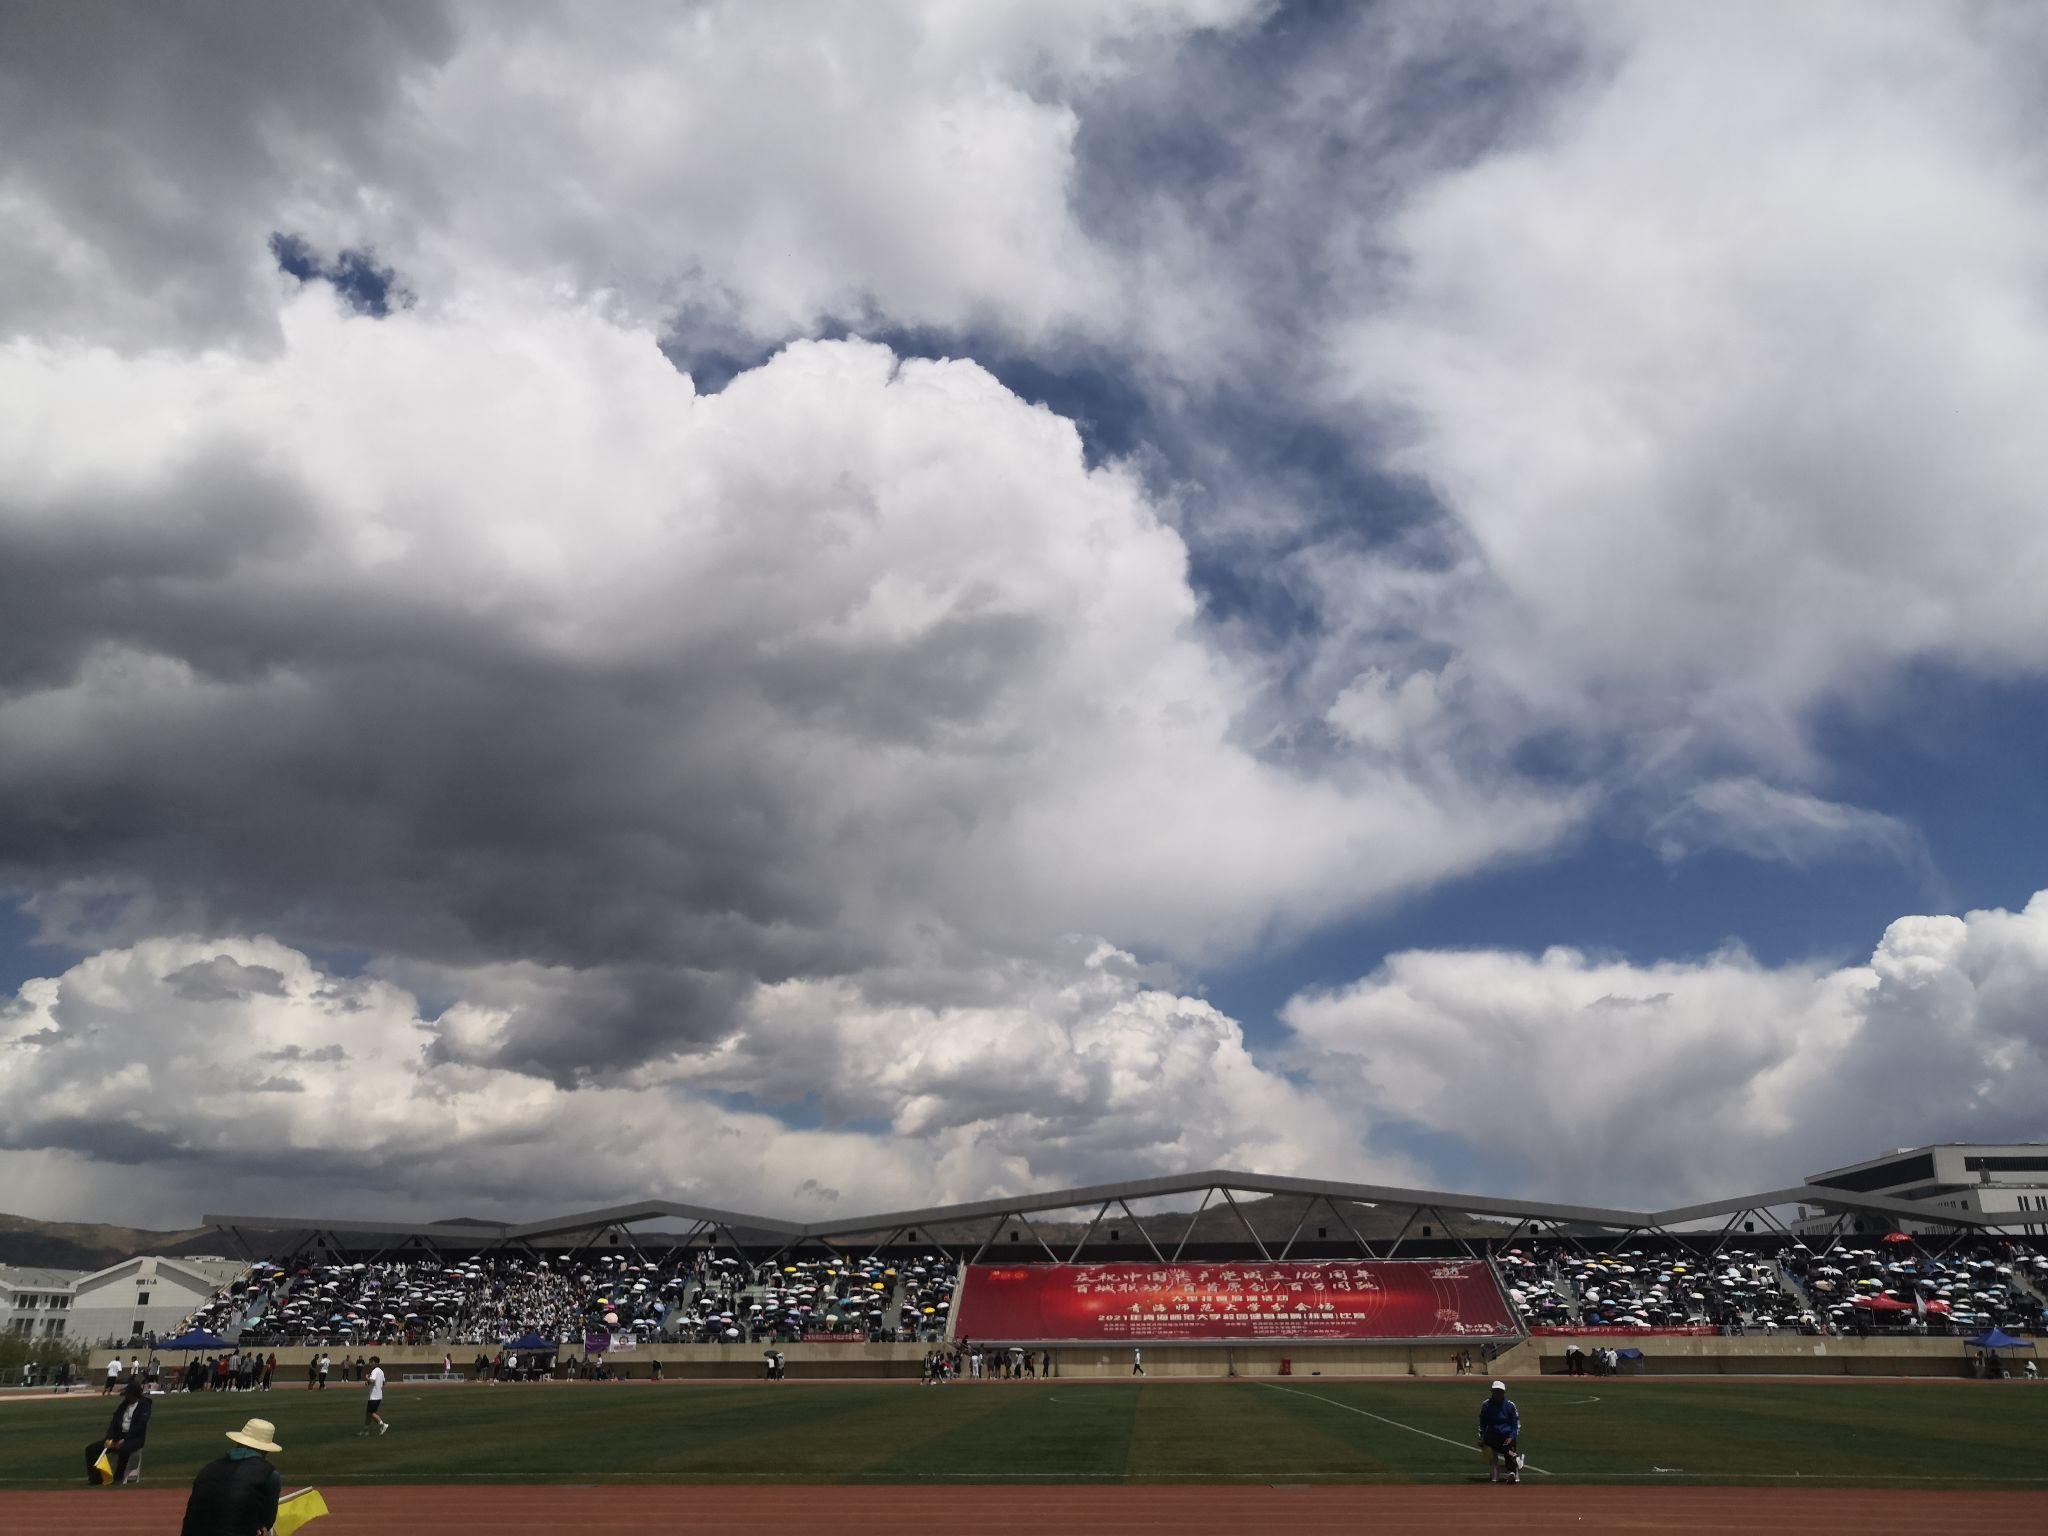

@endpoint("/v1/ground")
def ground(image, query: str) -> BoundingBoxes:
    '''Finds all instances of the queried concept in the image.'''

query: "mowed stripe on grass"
[3,1379,2047,1488]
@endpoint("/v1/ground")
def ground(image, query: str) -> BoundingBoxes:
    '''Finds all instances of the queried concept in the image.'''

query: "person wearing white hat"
[1477,1380,1523,1484]
[179,1418,281,1535]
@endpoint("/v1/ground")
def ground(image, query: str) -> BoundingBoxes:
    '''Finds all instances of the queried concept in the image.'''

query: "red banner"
[954,1261,1518,1342]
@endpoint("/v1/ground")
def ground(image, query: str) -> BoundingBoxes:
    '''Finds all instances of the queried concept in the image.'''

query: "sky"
[4,0,2048,1228]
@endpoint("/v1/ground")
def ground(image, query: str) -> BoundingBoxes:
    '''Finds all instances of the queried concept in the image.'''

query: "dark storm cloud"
[166,956,290,1002]
[425,964,755,1086]
[13,324,1487,1087]
[262,1042,348,1064]
[0,0,456,344]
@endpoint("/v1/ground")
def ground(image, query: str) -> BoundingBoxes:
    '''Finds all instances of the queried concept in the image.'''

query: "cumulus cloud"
[0,291,1568,1087]
[14,888,2048,1223]
[1333,2,2048,764]
[1287,889,2048,1204]
[0,0,1265,351]
[0,935,1385,1224]
[9,0,2048,1220]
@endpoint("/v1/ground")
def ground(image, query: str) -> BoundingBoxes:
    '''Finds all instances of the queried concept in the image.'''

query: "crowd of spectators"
[178,1247,968,1350]
[1500,1237,2048,1337]
[668,1252,959,1343]
[1782,1241,2047,1335]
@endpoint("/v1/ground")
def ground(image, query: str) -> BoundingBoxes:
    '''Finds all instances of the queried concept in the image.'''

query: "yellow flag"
[92,1449,114,1484]
[274,1487,330,1536]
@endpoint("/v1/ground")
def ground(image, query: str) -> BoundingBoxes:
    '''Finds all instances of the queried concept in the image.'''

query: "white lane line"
[1257,1383,1552,1476]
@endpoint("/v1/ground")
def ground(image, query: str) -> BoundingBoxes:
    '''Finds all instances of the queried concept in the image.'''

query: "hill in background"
[0,1211,220,1272]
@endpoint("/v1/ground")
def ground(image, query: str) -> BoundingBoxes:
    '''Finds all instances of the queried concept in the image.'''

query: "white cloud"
[1287,889,2048,1203]
[0,934,1388,1224]
[0,291,1571,1076]
[1334,2,2048,763]
[0,0,1269,352]
[1649,777,1922,869]
[10,1,2048,1221]
[17,887,2048,1222]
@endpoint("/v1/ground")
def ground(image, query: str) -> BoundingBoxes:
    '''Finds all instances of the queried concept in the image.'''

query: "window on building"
[1317,1227,1328,1239]
[137,1290,150,1308]
[1108,1229,1120,1242]
[1421,1225,1434,1237]
[131,1321,145,1337]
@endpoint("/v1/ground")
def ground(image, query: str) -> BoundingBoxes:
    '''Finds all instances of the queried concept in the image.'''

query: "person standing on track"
[1477,1379,1522,1484]
[1132,1347,1144,1377]
[361,1355,389,1436]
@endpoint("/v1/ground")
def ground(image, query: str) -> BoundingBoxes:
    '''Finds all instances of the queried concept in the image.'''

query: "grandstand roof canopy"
[203,1167,2027,1248]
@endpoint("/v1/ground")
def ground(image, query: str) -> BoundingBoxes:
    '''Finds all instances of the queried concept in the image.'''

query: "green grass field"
[4,1379,2045,1490]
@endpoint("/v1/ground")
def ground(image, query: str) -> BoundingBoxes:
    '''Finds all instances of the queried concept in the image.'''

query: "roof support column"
[1118,1200,1165,1263]
[1219,1187,1272,1261]
[1171,1189,1217,1263]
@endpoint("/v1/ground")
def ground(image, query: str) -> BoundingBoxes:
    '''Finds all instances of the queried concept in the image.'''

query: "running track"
[11,1484,2045,1533]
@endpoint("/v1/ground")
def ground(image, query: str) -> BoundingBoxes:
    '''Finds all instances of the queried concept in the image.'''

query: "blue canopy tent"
[1964,1328,2035,1377]
[1964,1328,2035,1351]
[158,1329,230,1352]
[507,1331,553,1351]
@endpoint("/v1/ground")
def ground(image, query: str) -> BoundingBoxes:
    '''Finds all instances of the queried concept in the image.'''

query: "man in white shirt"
[317,1352,330,1390]
[361,1355,388,1436]
[104,1357,123,1394]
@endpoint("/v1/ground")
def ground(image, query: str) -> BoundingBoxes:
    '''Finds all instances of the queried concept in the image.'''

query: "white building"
[2,1256,248,1346]
[70,1255,249,1346]
[1799,1144,2048,1235]
[1,1265,85,1338]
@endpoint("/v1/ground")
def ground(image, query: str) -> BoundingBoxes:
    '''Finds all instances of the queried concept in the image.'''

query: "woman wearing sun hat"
[179,1417,282,1535]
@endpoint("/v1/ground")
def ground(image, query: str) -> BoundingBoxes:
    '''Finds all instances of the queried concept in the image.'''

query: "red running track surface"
[10,1483,2046,1534]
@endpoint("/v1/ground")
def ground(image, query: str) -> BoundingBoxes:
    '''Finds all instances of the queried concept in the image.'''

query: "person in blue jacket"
[102,1379,152,1484]
[1477,1378,1523,1483]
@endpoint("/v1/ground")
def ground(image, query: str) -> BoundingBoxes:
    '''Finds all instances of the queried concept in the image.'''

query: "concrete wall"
[89,1335,2024,1381]
[1524,1333,1998,1378]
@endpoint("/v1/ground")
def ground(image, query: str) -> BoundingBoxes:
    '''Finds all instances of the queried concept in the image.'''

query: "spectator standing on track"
[180,1417,282,1536]
[1477,1379,1522,1484]
[317,1352,330,1391]
[361,1355,389,1436]
[1132,1347,1144,1377]
[1042,1350,1052,1379]
[262,1353,276,1391]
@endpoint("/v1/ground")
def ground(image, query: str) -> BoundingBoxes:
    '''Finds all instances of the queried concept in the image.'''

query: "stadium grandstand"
[63,1148,2032,1381]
